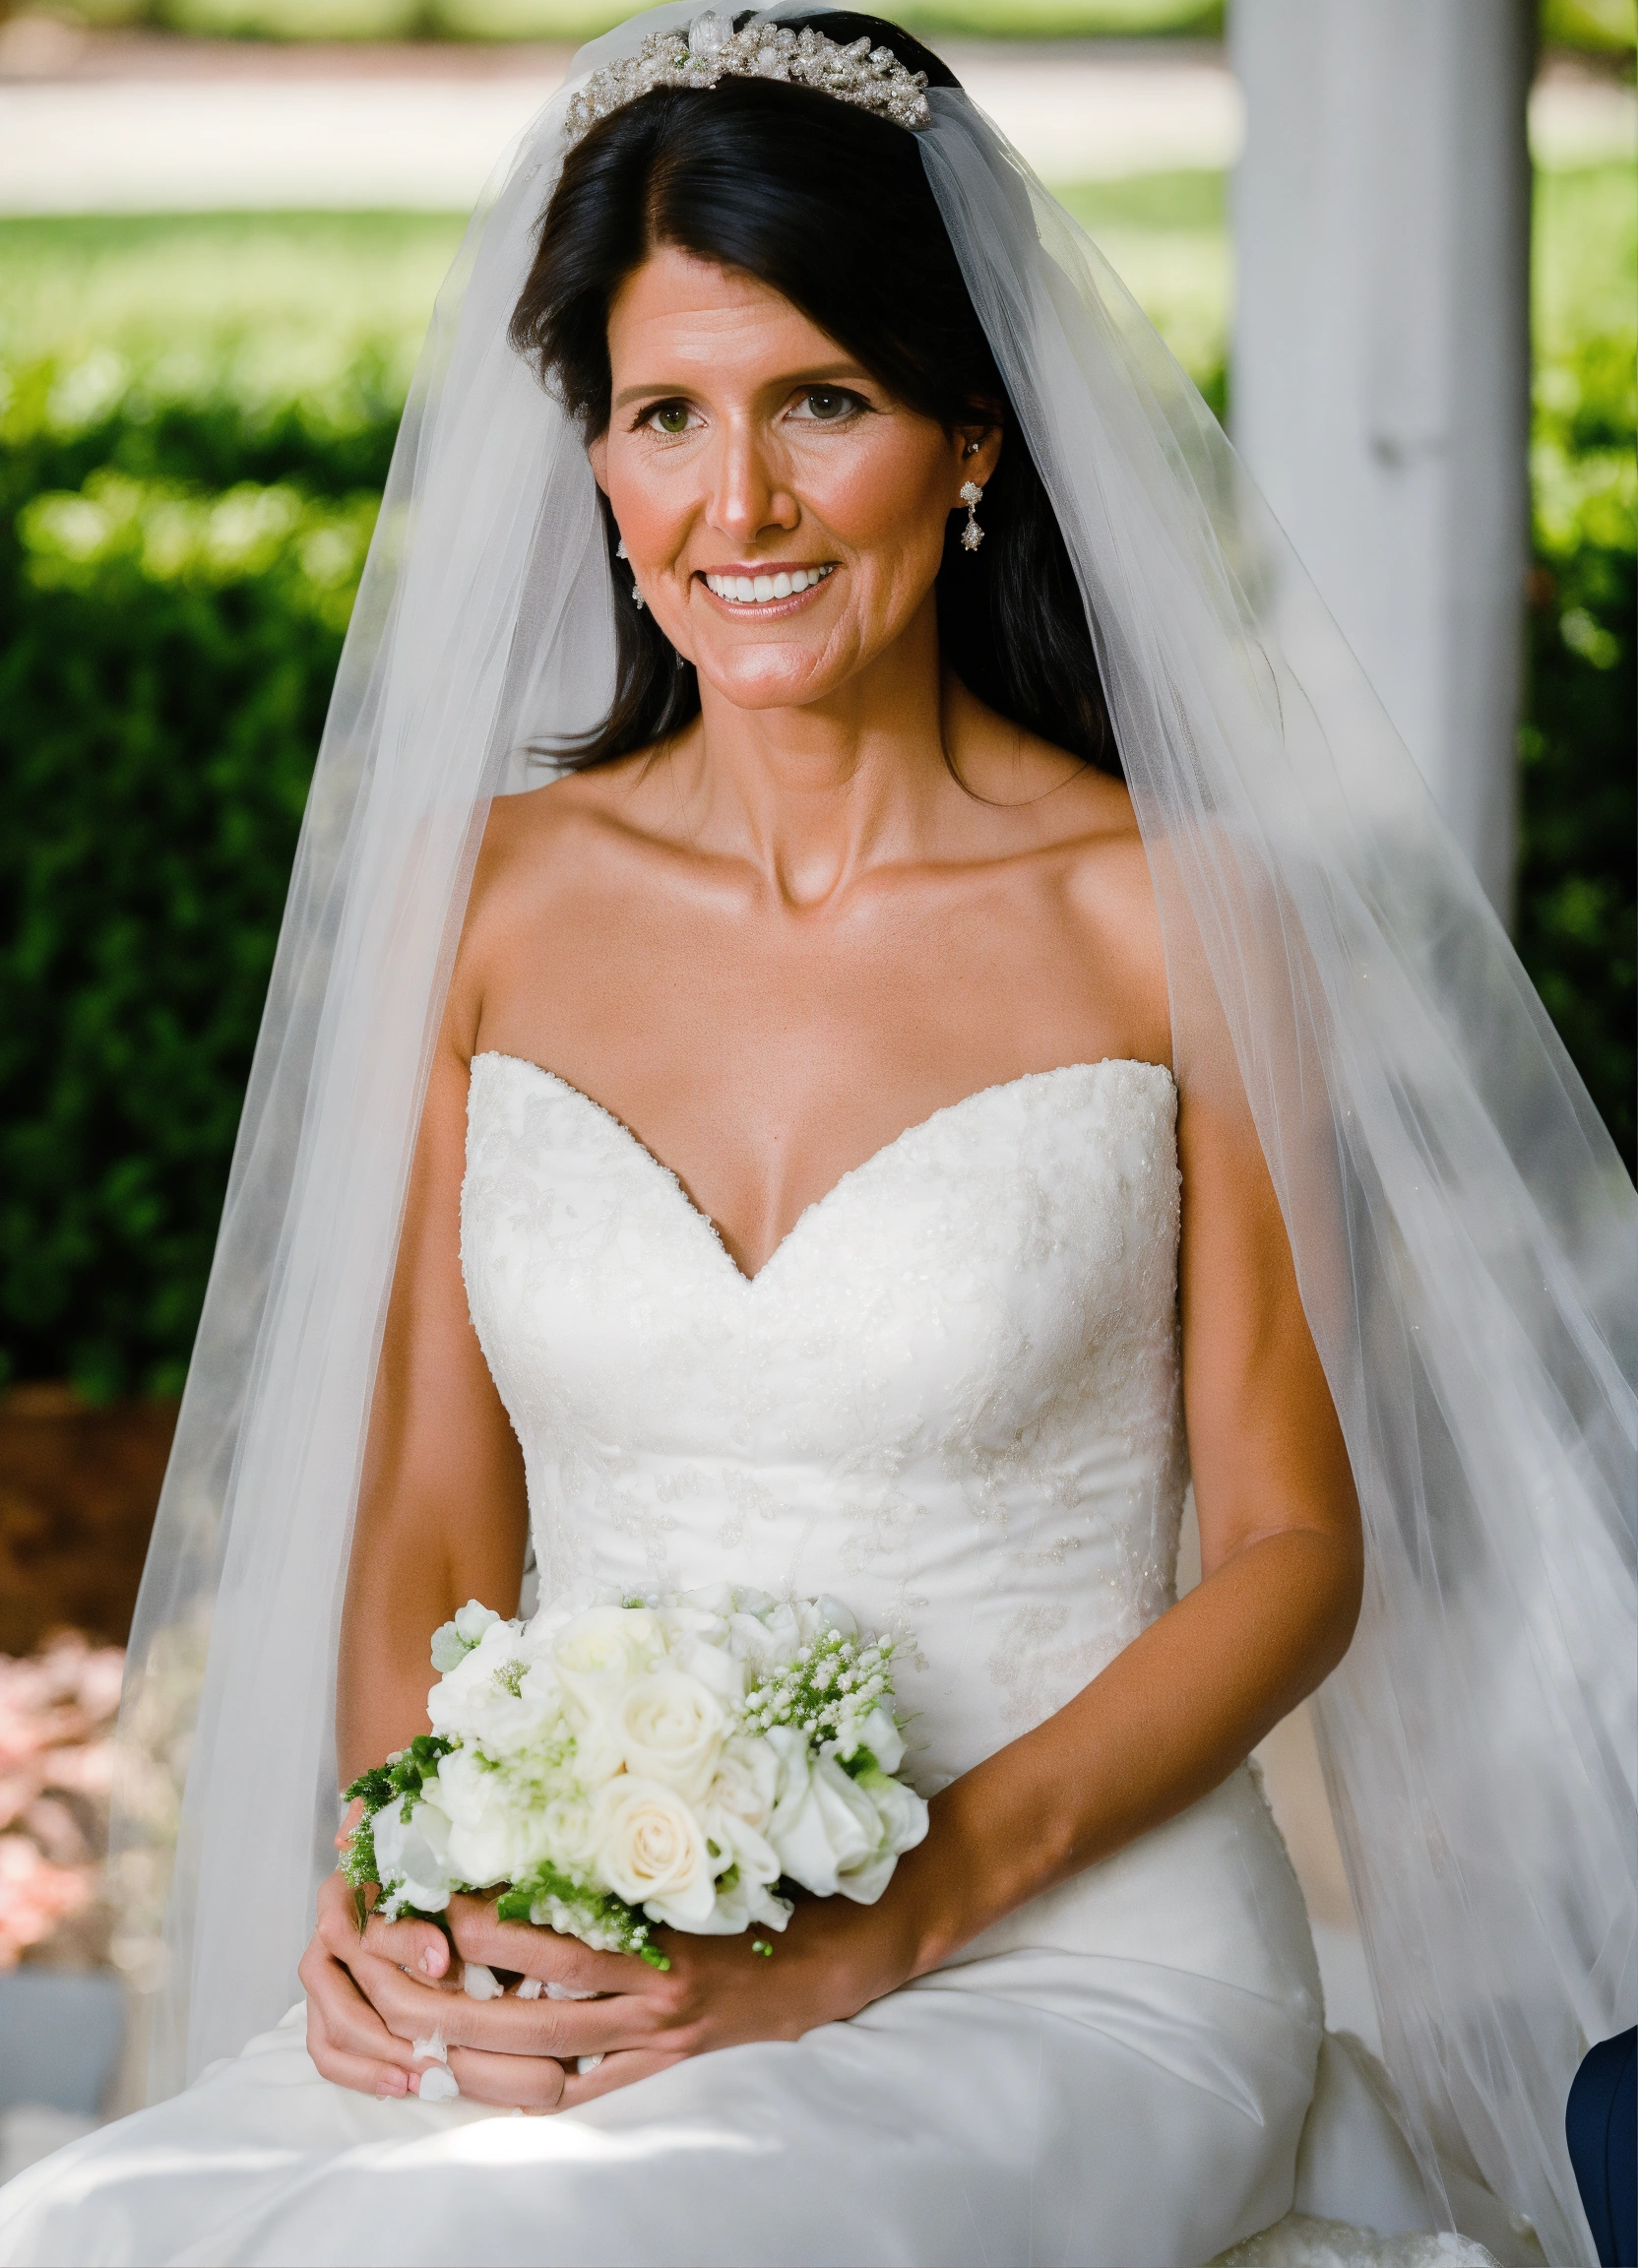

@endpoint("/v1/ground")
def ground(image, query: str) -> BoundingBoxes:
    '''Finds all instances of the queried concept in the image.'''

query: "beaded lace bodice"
[461,1052,1186,1796]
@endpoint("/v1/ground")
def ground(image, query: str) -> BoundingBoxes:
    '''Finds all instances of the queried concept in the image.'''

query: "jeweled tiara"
[563,12,932,148]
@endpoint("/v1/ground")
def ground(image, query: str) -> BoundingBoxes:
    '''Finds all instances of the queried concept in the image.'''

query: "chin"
[697,647,852,711]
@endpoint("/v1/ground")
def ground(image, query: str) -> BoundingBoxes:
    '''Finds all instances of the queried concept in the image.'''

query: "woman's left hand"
[425,1887,915,2110]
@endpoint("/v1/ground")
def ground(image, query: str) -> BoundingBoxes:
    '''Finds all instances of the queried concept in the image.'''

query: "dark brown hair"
[510,12,1116,775]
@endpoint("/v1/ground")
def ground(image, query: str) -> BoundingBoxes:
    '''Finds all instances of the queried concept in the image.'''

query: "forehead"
[605,245,847,375]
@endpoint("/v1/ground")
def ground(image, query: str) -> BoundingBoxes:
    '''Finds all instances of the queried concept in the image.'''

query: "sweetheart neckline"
[472,1051,1174,1289]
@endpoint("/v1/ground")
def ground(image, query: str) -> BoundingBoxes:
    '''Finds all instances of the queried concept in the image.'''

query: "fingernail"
[419,1948,442,1975]
[377,2071,408,2098]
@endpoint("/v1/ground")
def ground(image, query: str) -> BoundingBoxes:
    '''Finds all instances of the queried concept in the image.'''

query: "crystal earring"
[959,480,984,553]
[615,535,645,610]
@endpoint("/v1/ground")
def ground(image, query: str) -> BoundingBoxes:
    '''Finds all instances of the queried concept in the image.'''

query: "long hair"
[508,12,1117,775]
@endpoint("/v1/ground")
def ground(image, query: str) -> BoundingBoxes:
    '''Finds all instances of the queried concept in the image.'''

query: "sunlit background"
[0,0,1632,2178]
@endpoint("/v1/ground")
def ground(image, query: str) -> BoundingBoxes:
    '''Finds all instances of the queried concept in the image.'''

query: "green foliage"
[1540,0,1637,52]
[343,1732,456,1820]
[498,1862,671,1966]
[0,216,441,1397]
[1517,163,1636,1169]
[0,424,386,1397]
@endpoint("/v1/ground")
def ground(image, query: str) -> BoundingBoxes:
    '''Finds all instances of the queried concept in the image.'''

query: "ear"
[588,432,610,493]
[953,419,1003,491]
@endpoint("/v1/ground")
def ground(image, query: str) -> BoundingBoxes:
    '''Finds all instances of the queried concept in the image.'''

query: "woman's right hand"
[301,1871,585,2110]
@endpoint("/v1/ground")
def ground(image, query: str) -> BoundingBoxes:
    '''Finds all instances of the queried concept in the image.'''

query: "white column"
[1228,0,1534,915]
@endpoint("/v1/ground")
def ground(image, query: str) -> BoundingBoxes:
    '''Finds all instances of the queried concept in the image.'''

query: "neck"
[677,596,959,911]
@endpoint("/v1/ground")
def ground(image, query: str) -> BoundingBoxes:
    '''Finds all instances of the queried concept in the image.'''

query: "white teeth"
[705,564,834,605]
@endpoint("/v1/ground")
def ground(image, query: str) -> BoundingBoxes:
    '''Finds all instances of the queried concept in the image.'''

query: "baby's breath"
[739,1628,897,1770]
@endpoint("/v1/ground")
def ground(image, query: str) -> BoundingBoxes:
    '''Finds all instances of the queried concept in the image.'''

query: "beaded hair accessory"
[563,12,932,148]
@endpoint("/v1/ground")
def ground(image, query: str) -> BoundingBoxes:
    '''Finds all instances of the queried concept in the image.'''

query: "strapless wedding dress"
[0,1057,1488,2268]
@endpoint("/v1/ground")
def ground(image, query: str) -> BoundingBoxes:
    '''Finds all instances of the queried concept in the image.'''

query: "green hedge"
[0,436,382,1397]
[0,177,1631,1398]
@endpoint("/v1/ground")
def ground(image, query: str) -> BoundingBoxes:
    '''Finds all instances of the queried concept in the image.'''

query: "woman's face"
[588,246,1000,714]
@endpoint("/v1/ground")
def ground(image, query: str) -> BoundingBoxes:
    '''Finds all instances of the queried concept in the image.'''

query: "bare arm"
[884,1072,1362,1969]
[336,1025,530,1788]
[300,931,545,2105]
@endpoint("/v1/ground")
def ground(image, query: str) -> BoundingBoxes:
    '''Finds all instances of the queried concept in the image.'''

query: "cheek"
[601,440,694,559]
[811,431,952,569]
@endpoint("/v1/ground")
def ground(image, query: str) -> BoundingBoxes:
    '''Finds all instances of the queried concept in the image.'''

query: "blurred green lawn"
[1,159,1625,430]
[62,0,1228,40]
[0,172,1232,415]
[50,0,1637,42]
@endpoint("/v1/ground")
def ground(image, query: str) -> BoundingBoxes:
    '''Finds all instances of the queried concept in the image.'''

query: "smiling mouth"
[701,564,837,606]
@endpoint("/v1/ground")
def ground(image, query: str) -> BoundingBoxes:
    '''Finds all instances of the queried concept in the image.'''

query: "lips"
[701,563,837,606]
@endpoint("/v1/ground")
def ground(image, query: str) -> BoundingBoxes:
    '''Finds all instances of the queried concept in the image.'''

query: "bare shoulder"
[448,760,657,1039]
[950,694,1170,1062]
[954,692,1165,963]
[466,757,667,922]
[473,759,644,871]
[1043,762,1170,1060]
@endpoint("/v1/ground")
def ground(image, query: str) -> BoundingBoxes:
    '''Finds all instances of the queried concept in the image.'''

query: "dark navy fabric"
[1567,2028,1636,2267]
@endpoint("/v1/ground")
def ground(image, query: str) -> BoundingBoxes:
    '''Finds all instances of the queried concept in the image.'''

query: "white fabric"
[100,11,1632,2268]
[2,1060,1487,2268]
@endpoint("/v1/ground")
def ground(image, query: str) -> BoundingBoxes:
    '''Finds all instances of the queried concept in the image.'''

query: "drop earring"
[614,535,645,610]
[959,480,984,553]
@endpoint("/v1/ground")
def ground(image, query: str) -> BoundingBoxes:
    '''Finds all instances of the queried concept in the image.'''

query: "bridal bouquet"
[343,1588,928,1969]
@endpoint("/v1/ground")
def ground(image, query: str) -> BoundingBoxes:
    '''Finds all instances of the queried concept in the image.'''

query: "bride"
[1,9,1631,2265]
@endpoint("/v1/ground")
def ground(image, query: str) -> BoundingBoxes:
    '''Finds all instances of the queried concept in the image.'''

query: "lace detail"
[1209,2216,1499,2268]
[461,1052,1184,1792]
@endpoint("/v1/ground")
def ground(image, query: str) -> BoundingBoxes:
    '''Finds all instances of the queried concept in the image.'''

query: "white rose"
[370,1790,457,1914]
[617,1670,725,1802]
[845,1703,906,1777]
[833,1768,929,1905]
[428,1620,555,1750]
[689,1858,793,1935]
[763,1728,880,1897]
[429,1745,516,1888]
[662,1625,746,1709]
[514,1789,601,1878]
[700,1799,780,1889]
[755,1603,803,1667]
[553,1606,662,1691]
[549,1609,661,1778]
[675,1581,737,1617]
[796,1595,858,1647]
[593,1775,716,1927]
[707,1734,779,1837]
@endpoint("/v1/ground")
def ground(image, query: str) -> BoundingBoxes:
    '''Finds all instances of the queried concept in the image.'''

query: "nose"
[706,417,798,547]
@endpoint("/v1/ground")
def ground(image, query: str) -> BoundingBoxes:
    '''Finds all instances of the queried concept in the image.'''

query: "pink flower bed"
[0,1634,123,1970]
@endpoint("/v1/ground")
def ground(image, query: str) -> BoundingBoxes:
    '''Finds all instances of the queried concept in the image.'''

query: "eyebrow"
[611,362,873,410]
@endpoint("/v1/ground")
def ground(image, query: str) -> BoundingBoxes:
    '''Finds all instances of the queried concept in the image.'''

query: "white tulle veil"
[114,10,1635,2261]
